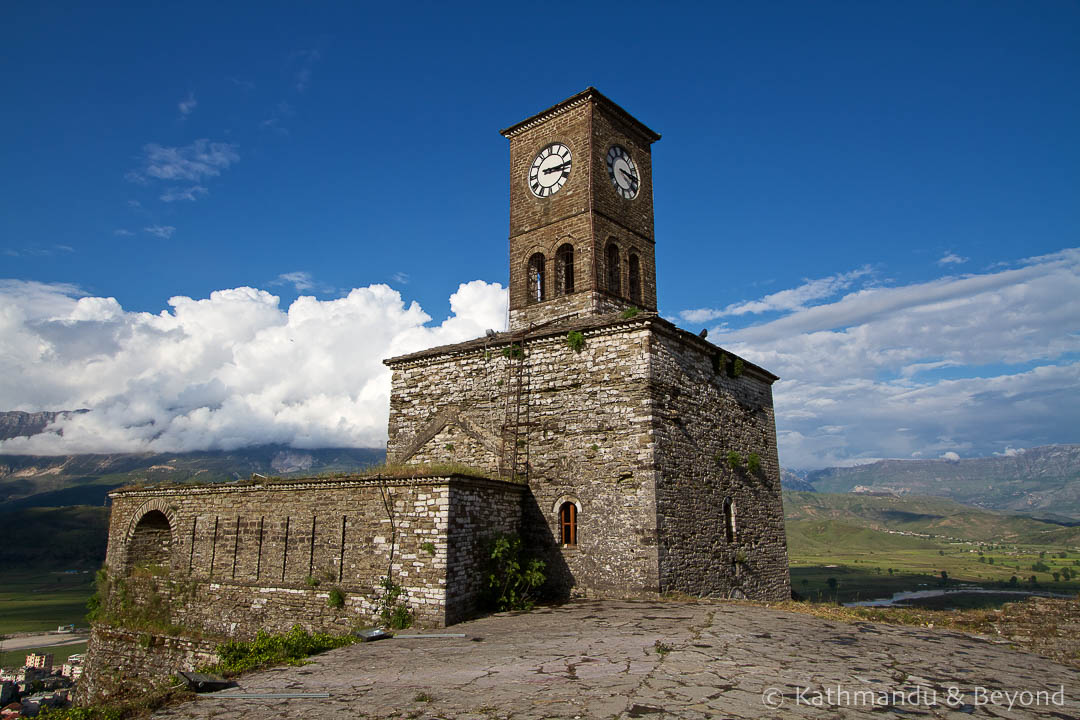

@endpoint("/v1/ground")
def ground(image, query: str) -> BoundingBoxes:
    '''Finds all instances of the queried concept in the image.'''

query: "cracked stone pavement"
[155,599,1079,719]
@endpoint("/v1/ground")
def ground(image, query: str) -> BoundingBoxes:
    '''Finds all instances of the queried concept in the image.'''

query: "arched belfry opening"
[628,253,642,305]
[126,510,173,573]
[527,252,546,303]
[605,241,621,296]
[555,243,575,295]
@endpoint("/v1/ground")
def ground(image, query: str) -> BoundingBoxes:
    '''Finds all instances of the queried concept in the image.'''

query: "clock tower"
[501,88,661,331]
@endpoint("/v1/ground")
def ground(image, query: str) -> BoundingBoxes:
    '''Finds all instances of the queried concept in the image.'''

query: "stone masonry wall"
[445,481,527,624]
[649,328,791,600]
[106,478,455,631]
[78,626,217,703]
[88,475,524,691]
[388,318,661,599]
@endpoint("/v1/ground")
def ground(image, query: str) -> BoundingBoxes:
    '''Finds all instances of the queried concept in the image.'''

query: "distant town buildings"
[0,648,83,715]
[22,655,52,674]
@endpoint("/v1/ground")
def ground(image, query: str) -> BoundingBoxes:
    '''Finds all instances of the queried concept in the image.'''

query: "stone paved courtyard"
[155,599,1079,719]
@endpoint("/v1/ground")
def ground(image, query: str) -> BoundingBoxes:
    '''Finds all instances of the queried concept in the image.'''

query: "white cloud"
[940,451,960,461]
[160,185,208,203]
[144,225,176,239]
[680,266,873,324]
[178,92,197,116]
[273,271,317,292]
[128,139,239,184]
[392,272,410,285]
[937,252,968,266]
[995,446,1025,457]
[0,280,508,454]
[113,229,134,237]
[701,248,1080,468]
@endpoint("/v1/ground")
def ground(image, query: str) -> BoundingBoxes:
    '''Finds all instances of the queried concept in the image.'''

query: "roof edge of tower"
[499,87,661,143]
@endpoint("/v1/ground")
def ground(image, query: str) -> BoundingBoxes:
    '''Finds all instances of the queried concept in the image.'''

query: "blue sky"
[2,2,1078,467]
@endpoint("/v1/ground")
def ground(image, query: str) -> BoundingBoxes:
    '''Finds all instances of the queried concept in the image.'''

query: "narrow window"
[559,502,577,546]
[556,243,575,295]
[723,497,736,543]
[605,242,621,296]
[628,253,642,305]
[527,253,546,303]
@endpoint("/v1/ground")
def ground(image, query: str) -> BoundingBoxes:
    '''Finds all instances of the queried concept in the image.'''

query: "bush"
[620,306,640,319]
[566,331,585,353]
[420,541,436,555]
[378,576,413,629]
[732,357,744,377]
[209,624,354,676]
[484,534,546,611]
[327,587,345,609]
[727,451,743,470]
[746,453,761,474]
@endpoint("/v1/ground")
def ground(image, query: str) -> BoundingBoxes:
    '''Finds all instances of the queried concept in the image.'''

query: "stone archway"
[125,504,175,573]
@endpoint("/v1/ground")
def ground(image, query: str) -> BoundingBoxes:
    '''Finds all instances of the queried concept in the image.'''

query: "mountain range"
[797,445,1080,519]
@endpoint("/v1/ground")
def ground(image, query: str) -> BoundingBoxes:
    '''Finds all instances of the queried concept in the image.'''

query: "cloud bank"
[706,248,1080,468]
[0,280,507,454]
[2,248,1077,467]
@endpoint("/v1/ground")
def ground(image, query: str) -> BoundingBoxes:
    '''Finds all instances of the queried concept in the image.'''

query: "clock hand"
[619,168,636,182]
[543,163,570,174]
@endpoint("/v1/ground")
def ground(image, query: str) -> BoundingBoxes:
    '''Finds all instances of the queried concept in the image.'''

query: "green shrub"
[714,352,727,374]
[484,534,546,611]
[327,587,345,609]
[566,331,585,353]
[501,344,523,359]
[208,624,354,676]
[727,451,743,470]
[420,541,436,555]
[620,306,640,319]
[732,357,744,377]
[378,576,413,629]
[746,453,761,474]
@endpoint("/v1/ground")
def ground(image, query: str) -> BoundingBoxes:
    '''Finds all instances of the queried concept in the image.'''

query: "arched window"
[527,253,546,303]
[559,502,577,546]
[723,497,736,543]
[555,243,575,295]
[628,253,642,305]
[605,241,621,296]
[127,510,172,572]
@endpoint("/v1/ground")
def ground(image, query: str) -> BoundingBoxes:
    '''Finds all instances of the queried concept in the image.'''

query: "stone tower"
[80,90,791,699]
[502,88,659,331]
[386,89,791,602]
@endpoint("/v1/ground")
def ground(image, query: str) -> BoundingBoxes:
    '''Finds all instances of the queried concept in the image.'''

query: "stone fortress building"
[83,89,790,696]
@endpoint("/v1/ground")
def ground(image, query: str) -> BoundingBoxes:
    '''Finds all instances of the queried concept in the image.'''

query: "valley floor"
[153,598,1079,720]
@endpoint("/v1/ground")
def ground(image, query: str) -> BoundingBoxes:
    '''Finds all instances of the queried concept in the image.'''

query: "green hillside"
[784,491,1080,602]
[784,491,1080,546]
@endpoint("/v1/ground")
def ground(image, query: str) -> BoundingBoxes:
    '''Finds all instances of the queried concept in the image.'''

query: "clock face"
[606,145,639,199]
[529,143,572,197]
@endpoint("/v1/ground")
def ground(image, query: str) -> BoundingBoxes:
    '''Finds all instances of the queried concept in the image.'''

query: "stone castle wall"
[648,328,791,600]
[78,627,217,703]
[386,314,791,601]
[388,317,662,598]
[85,475,523,695]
